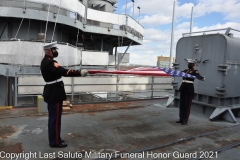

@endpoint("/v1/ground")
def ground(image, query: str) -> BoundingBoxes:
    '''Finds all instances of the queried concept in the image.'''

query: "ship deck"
[1,99,240,160]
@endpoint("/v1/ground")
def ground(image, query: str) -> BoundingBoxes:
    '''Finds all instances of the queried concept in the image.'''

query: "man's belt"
[46,78,62,84]
[183,80,193,83]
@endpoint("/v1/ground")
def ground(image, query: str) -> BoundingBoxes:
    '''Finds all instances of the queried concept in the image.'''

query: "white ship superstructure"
[0,0,143,69]
[0,0,171,106]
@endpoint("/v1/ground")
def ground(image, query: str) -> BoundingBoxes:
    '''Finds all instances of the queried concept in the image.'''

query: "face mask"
[52,51,58,58]
[188,63,194,69]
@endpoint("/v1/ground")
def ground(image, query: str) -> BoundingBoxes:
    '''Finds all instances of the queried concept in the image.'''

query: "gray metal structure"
[173,28,240,123]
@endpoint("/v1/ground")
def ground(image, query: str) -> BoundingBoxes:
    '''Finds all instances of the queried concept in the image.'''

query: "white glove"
[199,76,205,81]
[81,69,88,77]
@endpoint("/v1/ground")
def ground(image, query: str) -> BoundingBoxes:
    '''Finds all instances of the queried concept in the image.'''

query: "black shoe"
[50,143,68,148]
[181,122,187,125]
[49,140,65,145]
[176,120,182,123]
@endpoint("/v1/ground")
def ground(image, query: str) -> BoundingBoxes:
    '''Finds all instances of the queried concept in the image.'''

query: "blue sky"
[114,0,240,66]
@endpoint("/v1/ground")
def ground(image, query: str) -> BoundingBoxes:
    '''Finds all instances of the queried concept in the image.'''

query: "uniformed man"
[40,41,88,148]
[176,59,205,125]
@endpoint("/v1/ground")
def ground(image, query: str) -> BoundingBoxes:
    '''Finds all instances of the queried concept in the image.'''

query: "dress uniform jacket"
[179,69,204,94]
[40,55,83,102]
[178,68,204,124]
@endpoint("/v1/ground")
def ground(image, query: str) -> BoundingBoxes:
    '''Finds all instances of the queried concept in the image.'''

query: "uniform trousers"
[47,102,63,146]
[179,92,193,123]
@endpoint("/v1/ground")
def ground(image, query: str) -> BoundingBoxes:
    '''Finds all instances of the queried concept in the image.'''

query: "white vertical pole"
[82,0,88,25]
[190,6,193,35]
[125,0,127,15]
[132,1,134,17]
[138,6,140,22]
[169,1,175,68]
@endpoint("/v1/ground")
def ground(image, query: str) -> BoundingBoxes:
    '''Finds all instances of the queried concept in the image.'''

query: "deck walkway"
[0,99,240,160]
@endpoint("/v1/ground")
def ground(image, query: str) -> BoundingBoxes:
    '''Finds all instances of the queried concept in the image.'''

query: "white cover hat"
[185,59,196,64]
[43,41,58,50]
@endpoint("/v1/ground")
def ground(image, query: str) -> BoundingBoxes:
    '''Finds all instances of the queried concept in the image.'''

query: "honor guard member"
[176,59,205,125]
[40,41,88,148]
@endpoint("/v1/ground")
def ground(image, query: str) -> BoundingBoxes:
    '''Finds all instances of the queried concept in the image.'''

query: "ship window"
[69,12,76,19]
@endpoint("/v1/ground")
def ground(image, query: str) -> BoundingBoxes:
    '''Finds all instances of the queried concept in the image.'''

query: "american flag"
[88,67,196,78]
[157,67,196,78]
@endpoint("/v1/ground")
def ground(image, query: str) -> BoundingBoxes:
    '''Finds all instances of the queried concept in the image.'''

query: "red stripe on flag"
[88,70,170,77]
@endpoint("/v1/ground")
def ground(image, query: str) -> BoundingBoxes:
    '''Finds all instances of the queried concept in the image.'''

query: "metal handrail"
[2,0,84,20]
[182,27,240,37]
[14,73,172,106]
[0,0,143,39]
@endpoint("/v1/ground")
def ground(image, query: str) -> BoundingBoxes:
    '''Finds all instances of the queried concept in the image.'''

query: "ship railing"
[182,27,240,37]
[86,8,144,39]
[0,0,84,23]
[0,0,144,40]
[14,73,172,107]
[86,21,144,40]
[0,39,78,48]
